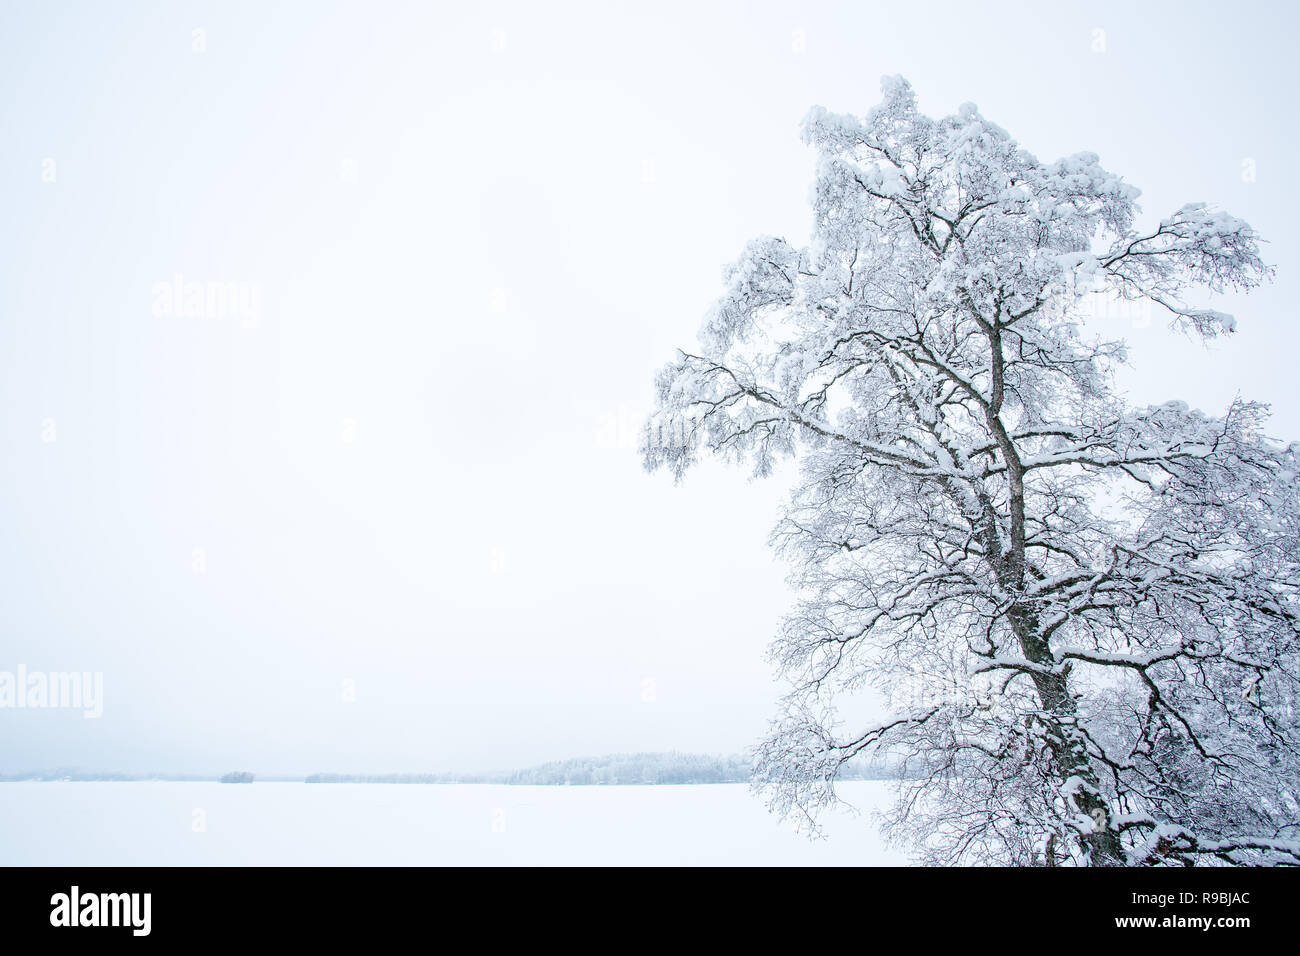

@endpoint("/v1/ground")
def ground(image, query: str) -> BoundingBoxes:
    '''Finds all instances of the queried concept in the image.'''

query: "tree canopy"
[644,76,1299,866]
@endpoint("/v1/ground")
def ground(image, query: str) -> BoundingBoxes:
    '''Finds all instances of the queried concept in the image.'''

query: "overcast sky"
[2,0,1298,775]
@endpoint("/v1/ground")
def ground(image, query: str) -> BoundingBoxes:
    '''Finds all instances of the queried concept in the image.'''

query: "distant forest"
[1,752,902,785]
[305,751,900,785]
[0,769,204,782]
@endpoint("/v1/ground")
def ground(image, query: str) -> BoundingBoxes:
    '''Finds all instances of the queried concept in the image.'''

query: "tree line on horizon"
[304,751,900,785]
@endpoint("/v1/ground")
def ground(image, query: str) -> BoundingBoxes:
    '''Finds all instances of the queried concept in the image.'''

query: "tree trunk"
[1012,606,1125,865]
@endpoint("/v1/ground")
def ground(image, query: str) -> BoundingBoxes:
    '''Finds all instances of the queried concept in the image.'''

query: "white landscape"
[3,2,1299,882]
[0,782,902,867]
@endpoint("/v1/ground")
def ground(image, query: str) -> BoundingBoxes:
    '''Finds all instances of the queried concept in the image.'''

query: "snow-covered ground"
[0,781,906,866]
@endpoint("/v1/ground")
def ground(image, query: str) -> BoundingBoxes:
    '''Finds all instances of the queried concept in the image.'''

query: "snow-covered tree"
[643,76,1300,866]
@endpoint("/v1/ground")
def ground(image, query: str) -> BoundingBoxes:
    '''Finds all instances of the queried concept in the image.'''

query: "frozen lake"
[0,781,906,866]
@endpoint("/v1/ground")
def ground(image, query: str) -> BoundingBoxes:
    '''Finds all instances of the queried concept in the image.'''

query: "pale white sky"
[2,0,1297,775]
